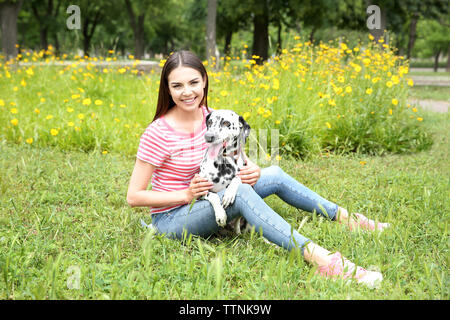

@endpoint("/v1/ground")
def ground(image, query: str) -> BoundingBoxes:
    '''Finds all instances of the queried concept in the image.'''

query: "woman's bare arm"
[126,158,189,208]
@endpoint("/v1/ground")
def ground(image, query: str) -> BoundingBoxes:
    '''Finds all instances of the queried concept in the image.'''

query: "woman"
[127,50,390,288]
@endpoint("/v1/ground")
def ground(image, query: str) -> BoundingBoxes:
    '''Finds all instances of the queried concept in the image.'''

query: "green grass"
[409,85,450,101]
[1,109,448,300]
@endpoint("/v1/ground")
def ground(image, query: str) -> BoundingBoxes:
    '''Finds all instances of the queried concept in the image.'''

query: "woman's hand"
[185,174,214,203]
[237,158,261,186]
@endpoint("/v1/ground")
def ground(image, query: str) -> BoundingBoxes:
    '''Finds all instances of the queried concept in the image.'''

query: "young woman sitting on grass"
[127,50,390,288]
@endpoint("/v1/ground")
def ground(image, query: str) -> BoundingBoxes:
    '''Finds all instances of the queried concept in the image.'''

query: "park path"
[409,99,449,113]
[409,68,449,113]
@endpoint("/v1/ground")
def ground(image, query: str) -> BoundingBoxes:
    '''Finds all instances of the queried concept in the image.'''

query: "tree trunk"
[124,0,146,60]
[434,49,441,72]
[309,28,315,43]
[407,13,419,60]
[53,33,60,56]
[446,47,450,72]
[252,1,269,64]
[0,0,23,61]
[224,31,232,57]
[83,35,91,57]
[206,0,218,67]
[276,22,282,55]
[134,15,145,59]
[40,28,48,51]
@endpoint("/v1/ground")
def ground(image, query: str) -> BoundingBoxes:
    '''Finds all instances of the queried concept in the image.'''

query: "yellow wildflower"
[10,108,18,114]
[272,78,280,90]
[26,138,33,144]
[11,118,18,126]
[26,68,34,76]
[82,98,91,106]
[50,128,59,136]
[366,88,373,95]
[392,99,398,106]
[94,99,103,106]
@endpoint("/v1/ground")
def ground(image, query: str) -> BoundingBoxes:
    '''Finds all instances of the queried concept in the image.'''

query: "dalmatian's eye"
[207,119,212,126]
[222,121,231,127]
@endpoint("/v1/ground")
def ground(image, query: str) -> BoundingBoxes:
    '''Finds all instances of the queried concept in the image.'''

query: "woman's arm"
[126,158,189,208]
[127,158,213,208]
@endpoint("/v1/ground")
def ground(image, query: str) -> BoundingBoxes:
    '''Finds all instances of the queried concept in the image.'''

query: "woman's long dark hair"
[151,51,210,123]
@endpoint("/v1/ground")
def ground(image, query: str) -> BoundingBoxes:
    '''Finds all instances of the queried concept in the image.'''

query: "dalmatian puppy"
[198,109,251,228]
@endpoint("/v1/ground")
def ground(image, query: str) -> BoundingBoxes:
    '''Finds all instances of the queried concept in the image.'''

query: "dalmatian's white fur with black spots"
[199,109,251,229]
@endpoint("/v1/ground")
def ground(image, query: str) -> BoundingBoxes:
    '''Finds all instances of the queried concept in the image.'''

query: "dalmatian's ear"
[238,115,251,143]
[206,112,212,127]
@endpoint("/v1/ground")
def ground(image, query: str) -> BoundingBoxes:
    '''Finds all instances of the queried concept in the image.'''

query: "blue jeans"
[150,165,339,255]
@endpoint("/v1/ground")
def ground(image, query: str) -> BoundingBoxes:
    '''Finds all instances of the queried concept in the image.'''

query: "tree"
[0,0,24,61]
[216,0,250,57]
[206,0,218,66]
[75,0,105,57]
[29,0,63,53]
[414,18,450,72]
[124,0,148,60]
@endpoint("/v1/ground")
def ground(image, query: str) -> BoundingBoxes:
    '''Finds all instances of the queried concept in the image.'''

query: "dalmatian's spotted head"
[204,110,250,159]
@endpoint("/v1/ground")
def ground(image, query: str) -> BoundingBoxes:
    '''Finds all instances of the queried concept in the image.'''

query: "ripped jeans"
[149,165,339,255]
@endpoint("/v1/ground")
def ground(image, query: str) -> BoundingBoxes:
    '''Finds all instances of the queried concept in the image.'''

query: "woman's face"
[167,66,206,113]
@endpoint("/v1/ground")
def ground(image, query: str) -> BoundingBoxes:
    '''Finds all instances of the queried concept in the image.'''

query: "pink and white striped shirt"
[136,105,212,214]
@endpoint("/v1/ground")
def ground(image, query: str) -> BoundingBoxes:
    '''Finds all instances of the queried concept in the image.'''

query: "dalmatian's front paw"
[222,187,237,209]
[215,206,227,227]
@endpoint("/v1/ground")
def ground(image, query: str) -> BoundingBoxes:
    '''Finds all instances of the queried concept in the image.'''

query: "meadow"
[0,36,448,299]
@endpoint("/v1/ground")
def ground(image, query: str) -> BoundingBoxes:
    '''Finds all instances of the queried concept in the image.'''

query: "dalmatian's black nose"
[204,132,216,143]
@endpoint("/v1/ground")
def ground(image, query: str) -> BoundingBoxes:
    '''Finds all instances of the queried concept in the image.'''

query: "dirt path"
[409,99,449,113]
[410,75,450,86]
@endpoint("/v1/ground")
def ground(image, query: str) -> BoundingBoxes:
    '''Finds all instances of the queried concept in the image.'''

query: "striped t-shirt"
[136,105,212,214]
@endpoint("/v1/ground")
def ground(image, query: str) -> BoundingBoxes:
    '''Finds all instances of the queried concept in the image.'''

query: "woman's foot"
[337,207,390,232]
[315,251,383,288]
